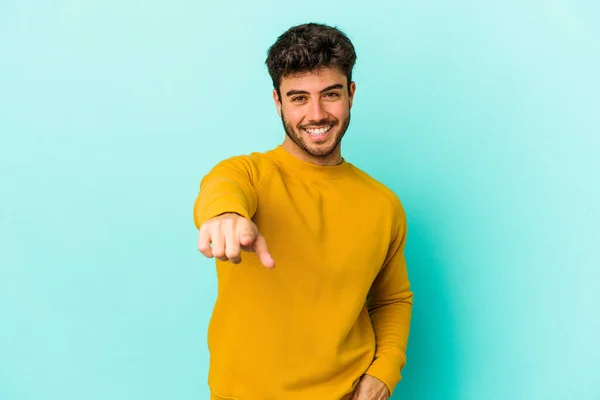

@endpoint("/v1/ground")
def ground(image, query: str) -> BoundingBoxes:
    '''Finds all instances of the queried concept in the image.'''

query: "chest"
[252,174,394,289]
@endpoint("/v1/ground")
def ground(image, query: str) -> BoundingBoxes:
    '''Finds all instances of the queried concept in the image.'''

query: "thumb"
[238,223,258,251]
[239,227,256,248]
[351,377,365,400]
[252,233,276,268]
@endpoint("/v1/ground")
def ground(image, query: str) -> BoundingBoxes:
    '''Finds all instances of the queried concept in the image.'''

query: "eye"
[291,96,307,103]
[324,92,340,99]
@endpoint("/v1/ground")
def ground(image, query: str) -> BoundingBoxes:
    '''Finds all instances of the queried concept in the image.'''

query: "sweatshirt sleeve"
[364,200,413,396]
[193,155,260,229]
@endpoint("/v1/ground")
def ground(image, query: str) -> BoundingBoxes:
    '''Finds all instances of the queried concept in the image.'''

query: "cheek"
[327,103,350,120]
[284,108,305,126]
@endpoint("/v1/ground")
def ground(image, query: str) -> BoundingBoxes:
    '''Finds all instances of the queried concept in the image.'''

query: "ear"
[348,81,356,109]
[273,89,282,117]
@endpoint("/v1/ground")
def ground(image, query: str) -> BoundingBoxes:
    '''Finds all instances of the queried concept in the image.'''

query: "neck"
[281,138,343,166]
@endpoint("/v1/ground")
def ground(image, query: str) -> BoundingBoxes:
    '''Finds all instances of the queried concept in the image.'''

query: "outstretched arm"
[193,156,275,268]
[194,156,259,228]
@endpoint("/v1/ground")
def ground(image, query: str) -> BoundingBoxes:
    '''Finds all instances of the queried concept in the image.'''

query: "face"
[273,67,356,165]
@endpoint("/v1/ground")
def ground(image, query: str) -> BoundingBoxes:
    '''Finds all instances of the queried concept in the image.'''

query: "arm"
[193,156,259,229]
[193,156,276,268]
[364,203,413,396]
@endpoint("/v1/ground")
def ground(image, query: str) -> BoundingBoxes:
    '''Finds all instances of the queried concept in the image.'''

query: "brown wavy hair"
[265,23,357,98]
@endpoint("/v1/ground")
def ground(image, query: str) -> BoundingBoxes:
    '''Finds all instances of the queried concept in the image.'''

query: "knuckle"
[198,243,209,252]
[239,222,255,235]
[225,249,240,259]
[199,249,212,258]
[200,225,216,238]
[212,249,225,258]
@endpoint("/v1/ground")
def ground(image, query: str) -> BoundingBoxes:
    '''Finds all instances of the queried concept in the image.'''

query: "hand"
[198,212,275,268]
[350,374,390,400]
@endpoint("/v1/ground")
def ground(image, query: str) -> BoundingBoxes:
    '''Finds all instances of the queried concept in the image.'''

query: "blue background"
[1,1,599,399]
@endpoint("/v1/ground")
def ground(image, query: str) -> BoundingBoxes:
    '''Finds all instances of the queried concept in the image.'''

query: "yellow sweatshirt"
[193,145,413,400]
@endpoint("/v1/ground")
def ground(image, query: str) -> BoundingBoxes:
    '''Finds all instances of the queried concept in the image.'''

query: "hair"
[265,23,357,98]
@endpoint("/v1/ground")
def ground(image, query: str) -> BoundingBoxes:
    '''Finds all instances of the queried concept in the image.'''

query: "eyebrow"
[285,84,345,97]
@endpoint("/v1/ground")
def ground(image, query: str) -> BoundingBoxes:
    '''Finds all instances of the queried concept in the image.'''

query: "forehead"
[280,67,346,91]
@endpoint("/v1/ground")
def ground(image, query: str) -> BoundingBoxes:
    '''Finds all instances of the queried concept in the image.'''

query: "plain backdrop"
[1,1,599,399]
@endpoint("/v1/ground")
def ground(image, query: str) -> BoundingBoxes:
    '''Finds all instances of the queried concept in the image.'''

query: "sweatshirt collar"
[272,145,353,180]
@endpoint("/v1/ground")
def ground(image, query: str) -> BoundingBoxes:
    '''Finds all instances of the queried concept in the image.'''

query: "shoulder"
[207,148,278,187]
[348,164,407,223]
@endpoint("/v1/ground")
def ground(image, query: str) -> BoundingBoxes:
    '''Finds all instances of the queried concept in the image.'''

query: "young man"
[193,23,413,400]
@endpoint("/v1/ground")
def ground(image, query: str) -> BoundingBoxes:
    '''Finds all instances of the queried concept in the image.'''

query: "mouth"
[301,124,334,141]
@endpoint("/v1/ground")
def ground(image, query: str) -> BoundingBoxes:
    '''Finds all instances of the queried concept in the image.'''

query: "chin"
[306,142,339,158]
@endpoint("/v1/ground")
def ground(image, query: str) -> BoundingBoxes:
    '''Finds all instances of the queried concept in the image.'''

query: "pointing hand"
[198,212,275,268]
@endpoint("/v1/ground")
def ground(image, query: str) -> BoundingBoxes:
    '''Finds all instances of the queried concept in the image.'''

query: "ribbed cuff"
[194,198,250,228]
[364,352,406,396]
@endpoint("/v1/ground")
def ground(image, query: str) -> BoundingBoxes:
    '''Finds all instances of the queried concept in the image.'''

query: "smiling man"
[193,23,413,400]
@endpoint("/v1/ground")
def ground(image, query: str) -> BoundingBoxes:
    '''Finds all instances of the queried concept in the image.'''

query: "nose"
[307,98,327,123]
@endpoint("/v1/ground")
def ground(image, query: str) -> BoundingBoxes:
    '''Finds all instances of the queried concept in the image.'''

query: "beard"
[280,110,351,158]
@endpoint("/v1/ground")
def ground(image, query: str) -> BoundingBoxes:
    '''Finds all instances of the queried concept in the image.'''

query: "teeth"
[305,126,331,135]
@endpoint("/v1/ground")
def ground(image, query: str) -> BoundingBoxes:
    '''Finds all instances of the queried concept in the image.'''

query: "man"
[193,23,413,400]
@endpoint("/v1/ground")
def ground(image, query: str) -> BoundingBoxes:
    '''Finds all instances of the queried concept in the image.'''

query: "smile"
[303,125,333,137]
